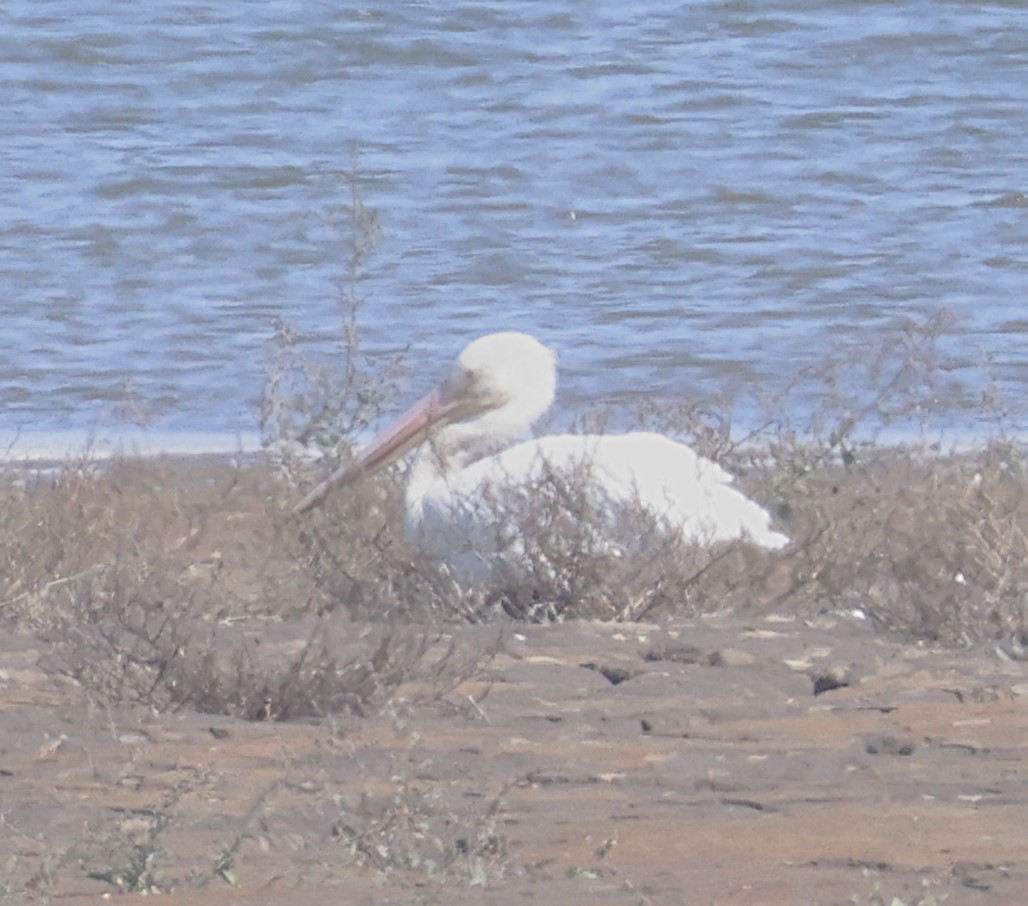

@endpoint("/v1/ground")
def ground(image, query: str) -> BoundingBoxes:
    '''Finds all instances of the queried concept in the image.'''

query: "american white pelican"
[293,332,788,582]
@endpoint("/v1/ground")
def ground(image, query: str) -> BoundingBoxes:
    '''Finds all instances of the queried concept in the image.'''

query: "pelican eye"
[481,388,511,409]
[449,359,513,412]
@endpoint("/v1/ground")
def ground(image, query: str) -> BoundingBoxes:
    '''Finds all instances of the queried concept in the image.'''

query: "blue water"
[2,0,1026,441]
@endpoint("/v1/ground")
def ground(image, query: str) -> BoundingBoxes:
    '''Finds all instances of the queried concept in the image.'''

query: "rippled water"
[2,1,1026,438]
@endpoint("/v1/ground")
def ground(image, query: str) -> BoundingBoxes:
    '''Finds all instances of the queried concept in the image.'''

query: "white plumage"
[293,332,787,583]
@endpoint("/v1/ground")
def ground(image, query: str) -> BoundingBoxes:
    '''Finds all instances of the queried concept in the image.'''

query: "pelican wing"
[415,432,786,582]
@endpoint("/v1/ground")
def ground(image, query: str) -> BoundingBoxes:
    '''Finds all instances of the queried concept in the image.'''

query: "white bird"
[293,332,788,583]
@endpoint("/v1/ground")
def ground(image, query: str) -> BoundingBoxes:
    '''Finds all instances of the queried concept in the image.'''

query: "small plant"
[261,157,405,472]
[330,766,512,887]
[191,780,283,888]
[86,839,162,894]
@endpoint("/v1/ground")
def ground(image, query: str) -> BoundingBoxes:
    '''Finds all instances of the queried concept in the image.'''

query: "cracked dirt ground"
[2,611,1027,905]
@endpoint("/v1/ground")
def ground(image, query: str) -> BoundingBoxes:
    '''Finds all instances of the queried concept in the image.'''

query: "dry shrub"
[0,455,492,720]
[780,442,1028,643]
[0,454,259,629]
[630,310,1028,644]
[50,597,482,721]
[433,460,774,623]
[332,774,511,885]
[290,471,473,622]
[260,163,405,487]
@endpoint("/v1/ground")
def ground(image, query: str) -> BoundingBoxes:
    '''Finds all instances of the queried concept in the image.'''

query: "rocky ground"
[3,607,1026,905]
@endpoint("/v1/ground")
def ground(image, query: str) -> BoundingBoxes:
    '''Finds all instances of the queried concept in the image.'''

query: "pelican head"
[437,332,557,459]
[292,332,556,514]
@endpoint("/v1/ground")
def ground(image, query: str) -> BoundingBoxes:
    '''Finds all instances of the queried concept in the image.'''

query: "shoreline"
[0,423,1020,469]
[0,428,264,466]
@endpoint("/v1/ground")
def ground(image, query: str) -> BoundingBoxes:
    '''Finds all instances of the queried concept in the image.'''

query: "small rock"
[713,648,756,668]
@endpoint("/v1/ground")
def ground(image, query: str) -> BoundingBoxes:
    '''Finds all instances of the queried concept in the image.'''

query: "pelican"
[293,332,787,582]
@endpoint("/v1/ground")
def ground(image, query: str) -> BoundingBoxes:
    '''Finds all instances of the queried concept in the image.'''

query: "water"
[2,0,1027,445]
